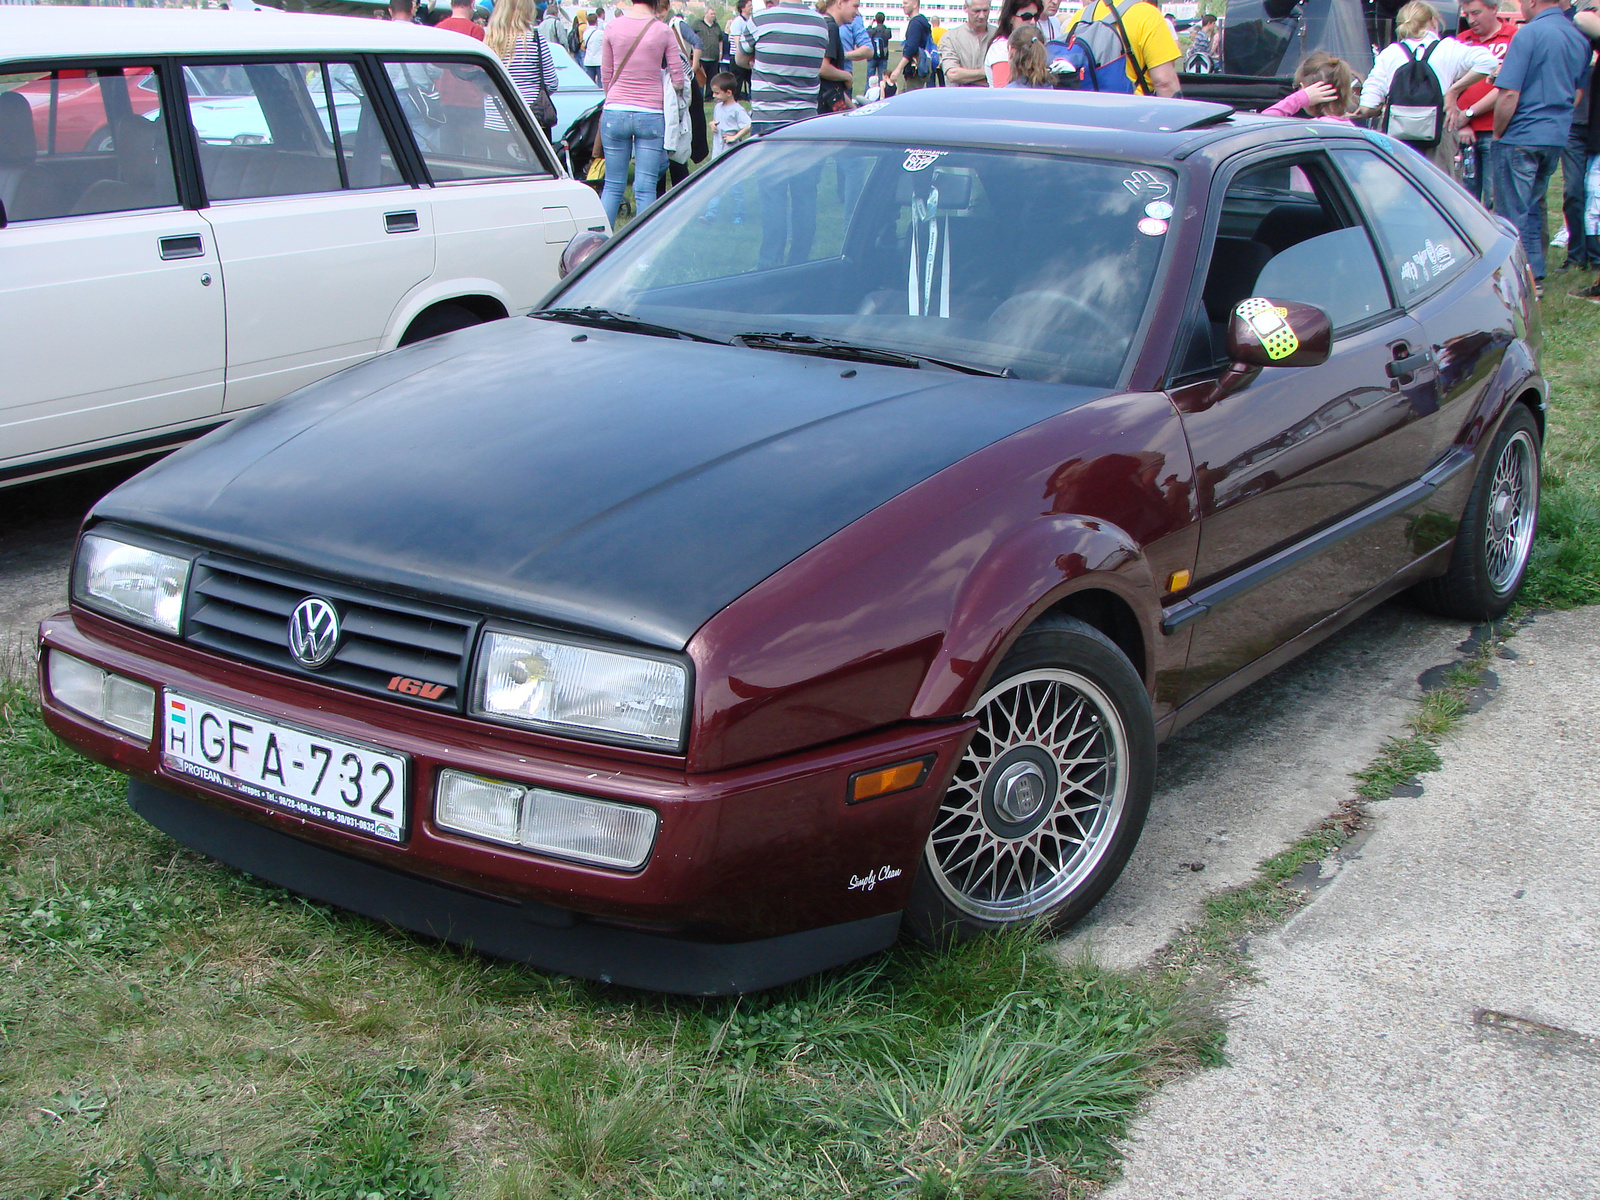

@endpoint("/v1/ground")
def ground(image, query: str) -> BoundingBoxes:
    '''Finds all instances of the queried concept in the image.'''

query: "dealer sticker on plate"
[162,692,408,843]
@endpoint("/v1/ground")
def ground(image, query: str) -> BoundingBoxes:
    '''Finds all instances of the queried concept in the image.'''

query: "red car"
[40,91,1544,994]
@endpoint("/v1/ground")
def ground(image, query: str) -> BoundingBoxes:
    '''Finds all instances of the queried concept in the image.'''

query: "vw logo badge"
[287,597,340,669]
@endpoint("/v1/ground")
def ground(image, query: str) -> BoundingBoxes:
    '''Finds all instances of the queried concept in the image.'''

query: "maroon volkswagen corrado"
[40,90,1544,994]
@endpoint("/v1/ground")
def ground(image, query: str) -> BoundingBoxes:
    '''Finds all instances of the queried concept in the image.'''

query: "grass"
[3,188,1596,1199]
[0,683,1221,1199]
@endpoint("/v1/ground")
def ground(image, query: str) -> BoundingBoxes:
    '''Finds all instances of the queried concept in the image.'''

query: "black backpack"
[1384,40,1446,149]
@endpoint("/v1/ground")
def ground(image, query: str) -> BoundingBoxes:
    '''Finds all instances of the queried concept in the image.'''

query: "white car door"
[0,65,224,479]
[381,54,606,317]
[185,61,435,413]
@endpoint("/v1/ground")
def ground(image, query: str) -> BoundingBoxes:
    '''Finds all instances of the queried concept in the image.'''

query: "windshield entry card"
[162,691,407,843]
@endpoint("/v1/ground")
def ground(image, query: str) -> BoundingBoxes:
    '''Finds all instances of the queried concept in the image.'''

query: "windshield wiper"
[537,307,724,343]
[730,331,1012,378]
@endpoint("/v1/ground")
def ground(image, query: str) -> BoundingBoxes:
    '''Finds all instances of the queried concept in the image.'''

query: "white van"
[0,7,606,487]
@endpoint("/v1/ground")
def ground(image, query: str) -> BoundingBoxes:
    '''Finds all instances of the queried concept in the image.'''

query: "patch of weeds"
[1,881,202,959]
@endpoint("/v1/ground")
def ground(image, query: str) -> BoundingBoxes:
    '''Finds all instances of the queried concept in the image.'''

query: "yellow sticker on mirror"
[1236,298,1299,361]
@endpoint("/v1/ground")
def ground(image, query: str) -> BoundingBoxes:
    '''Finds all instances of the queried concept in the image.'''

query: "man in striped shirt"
[737,0,832,134]
[737,0,832,269]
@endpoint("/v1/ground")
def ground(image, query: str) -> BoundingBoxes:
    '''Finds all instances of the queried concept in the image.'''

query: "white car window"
[191,61,400,201]
[0,65,180,221]
[383,58,550,183]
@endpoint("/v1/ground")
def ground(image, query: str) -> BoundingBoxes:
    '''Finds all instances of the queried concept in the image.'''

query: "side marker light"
[1167,569,1192,593]
[849,756,935,805]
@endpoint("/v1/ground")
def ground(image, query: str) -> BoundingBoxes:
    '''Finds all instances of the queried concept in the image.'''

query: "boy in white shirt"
[703,72,752,223]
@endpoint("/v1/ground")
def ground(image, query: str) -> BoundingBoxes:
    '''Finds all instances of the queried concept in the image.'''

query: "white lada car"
[0,6,605,487]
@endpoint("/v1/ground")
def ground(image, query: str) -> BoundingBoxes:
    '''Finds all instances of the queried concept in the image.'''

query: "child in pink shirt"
[1263,52,1357,123]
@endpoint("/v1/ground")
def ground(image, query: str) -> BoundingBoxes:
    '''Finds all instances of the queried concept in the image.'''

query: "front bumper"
[40,610,975,993]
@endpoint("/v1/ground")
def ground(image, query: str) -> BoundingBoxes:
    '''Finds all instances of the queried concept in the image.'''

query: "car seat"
[0,91,36,219]
[70,116,176,215]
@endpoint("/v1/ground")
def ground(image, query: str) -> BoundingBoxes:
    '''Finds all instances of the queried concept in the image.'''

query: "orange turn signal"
[1167,569,1192,593]
[849,756,934,805]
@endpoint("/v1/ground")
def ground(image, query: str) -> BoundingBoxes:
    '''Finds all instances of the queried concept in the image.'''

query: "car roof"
[0,6,498,65]
[784,89,1383,164]
[786,88,1234,156]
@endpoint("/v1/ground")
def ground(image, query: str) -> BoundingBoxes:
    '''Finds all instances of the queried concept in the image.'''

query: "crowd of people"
[401,0,1599,299]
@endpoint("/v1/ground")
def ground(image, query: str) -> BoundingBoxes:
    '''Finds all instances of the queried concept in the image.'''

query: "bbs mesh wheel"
[905,614,1155,943]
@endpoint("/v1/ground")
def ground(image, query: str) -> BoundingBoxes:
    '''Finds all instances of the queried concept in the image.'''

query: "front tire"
[1414,405,1541,620]
[904,614,1155,944]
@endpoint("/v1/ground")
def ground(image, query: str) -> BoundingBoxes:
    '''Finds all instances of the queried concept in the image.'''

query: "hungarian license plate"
[162,691,408,843]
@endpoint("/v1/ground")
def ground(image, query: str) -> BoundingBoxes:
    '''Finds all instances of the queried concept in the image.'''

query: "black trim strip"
[129,778,901,996]
[1162,448,1474,635]
[0,422,227,486]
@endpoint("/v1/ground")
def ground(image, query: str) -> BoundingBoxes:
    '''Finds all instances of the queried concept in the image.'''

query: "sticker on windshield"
[1362,129,1399,153]
[904,149,949,172]
[1137,217,1168,236]
[1236,297,1299,360]
[1144,201,1174,221]
[1122,170,1171,200]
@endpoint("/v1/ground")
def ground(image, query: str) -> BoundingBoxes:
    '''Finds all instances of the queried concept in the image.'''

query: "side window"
[382,58,550,182]
[191,62,400,202]
[1179,156,1392,376]
[1332,148,1473,300]
[0,65,179,222]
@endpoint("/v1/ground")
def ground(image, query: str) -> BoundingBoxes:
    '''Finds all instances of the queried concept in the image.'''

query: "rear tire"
[904,614,1155,944]
[1413,405,1541,620]
[399,303,486,346]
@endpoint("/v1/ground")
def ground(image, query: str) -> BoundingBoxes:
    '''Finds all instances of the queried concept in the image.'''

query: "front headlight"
[72,533,191,636]
[472,630,688,750]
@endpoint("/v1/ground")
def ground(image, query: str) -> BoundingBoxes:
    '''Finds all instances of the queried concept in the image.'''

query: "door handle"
[384,210,419,234]
[1386,346,1434,381]
[158,234,205,260]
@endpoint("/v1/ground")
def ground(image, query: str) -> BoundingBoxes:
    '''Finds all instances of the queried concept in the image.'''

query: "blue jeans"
[600,107,666,226]
[1461,135,1494,207]
[704,179,746,221]
[1493,142,1562,279]
[1561,124,1598,267]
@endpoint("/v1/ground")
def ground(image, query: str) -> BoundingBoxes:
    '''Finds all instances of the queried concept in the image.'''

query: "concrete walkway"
[1104,607,1600,1200]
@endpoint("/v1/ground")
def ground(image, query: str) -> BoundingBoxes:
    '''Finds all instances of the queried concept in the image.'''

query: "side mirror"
[1210,297,1332,404]
[558,229,608,279]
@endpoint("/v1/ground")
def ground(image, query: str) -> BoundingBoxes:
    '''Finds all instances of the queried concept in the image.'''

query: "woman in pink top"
[1263,52,1357,123]
[599,0,684,225]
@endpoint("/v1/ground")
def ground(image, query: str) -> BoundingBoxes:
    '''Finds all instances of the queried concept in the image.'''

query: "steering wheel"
[987,290,1124,341]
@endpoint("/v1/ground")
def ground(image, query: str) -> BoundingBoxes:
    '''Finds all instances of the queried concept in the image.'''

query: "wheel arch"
[909,514,1164,722]
[383,280,513,351]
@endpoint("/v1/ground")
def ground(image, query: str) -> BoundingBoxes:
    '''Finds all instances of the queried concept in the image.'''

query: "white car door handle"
[159,234,205,260]
[384,211,420,234]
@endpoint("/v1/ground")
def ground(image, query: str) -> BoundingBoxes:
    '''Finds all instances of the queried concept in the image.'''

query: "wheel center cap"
[1491,490,1513,531]
[995,761,1048,822]
[979,746,1060,839]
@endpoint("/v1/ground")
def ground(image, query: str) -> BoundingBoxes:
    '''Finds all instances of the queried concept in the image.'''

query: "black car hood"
[95,318,1103,650]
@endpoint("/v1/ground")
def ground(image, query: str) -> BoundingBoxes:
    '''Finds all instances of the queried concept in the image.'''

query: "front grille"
[184,555,480,711]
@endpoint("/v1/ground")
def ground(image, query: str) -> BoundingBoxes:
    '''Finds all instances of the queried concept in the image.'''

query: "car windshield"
[547,140,1175,386]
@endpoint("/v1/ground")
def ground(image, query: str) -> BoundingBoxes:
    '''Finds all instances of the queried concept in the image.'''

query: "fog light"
[434,769,657,869]
[436,770,524,845]
[47,650,156,742]
[520,788,656,869]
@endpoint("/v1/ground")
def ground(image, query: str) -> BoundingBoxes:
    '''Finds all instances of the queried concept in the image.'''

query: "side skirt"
[1157,541,1455,741]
